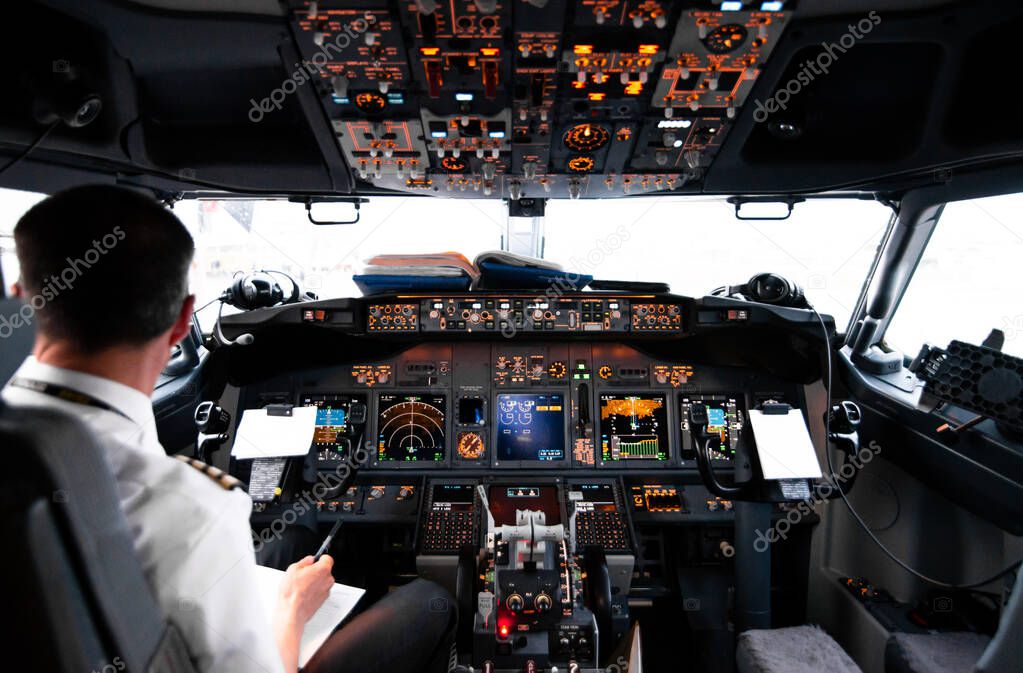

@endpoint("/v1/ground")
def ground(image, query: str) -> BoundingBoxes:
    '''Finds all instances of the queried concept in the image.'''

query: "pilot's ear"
[168,295,196,346]
[10,282,23,298]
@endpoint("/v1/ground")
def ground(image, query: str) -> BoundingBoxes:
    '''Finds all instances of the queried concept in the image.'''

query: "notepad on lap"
[252,565,365,667]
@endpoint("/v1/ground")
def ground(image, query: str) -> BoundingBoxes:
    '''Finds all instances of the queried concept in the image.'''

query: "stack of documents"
[354,252,476,294]
[352,250,594,294]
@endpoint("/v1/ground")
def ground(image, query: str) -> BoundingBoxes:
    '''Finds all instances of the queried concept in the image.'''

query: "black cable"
[192,295,222,315]
[808,302,1020,590]
[0,122,59,178]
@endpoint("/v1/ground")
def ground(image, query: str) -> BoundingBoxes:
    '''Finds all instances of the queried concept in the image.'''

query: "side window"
[0,188,47,291]
[885,192,1023,358]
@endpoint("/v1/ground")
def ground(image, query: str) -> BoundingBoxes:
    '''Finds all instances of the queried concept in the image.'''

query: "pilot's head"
[13,184,195,357]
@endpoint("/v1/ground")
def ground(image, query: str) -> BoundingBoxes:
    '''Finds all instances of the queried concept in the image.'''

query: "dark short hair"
[14,185,195,351]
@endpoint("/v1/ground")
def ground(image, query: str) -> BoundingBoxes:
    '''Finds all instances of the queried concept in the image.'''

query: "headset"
[220,270,302,311]
[712,272,807,308]
[212,270,315,346]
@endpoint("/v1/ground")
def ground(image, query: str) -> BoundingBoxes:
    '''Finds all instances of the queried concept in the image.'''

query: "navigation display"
[377,394,446,462]
[600,394,669,462]
[495,393,565,462]
[300,393,366,462]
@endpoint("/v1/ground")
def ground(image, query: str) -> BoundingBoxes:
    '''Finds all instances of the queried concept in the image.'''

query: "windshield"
[174,196,891,330]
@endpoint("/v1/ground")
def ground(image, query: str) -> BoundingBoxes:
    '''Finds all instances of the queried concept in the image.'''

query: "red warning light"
[498,623,510,637]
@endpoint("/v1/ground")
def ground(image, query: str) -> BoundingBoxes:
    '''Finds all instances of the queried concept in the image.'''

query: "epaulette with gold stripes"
[174,455,246,492]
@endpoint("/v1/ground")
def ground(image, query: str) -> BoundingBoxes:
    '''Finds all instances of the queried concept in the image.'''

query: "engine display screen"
[300,393,366,462]
[496,393,565,462]
[377,394,446,462]
[599,393,670,462]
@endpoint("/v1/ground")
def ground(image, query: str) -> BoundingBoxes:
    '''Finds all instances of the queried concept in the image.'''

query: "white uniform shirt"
[3,357,285,673]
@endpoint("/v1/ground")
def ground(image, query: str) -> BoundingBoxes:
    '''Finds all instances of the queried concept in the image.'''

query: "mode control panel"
[367,302,418,331]
[421,296,631,333]
[365,296,687,334]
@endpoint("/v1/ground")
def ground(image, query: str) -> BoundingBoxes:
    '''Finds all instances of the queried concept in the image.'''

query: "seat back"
[0,403,196,673]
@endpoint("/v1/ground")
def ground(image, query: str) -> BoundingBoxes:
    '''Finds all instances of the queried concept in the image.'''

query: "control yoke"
[816,401,863,499]
[194,401,231,463]
[689,403,759,501]
[688,400,863,503]
[319,444,370,501]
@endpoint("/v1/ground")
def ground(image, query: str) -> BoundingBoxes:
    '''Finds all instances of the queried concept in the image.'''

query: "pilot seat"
[0,401,196,673]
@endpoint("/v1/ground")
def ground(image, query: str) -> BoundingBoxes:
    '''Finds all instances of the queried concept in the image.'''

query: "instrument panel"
[247,340,804,472]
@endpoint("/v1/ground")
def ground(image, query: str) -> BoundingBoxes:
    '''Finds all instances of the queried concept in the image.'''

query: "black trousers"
[257,526,456,673]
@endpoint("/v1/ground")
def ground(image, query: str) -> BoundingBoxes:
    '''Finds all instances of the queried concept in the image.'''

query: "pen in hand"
[314,517,343,562]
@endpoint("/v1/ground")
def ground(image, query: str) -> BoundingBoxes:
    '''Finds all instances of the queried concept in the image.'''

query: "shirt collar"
[8,356,157,429]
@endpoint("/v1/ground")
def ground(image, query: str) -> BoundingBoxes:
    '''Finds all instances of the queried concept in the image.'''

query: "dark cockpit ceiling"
[2,0,1022,200]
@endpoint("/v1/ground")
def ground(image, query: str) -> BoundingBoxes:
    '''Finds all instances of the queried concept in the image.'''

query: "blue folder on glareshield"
[353,273,472,295]
[475,260,593,290]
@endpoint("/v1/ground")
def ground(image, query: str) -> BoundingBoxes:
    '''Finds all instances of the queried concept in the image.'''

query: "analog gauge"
[377,394,446,462]
[547,361,567,379]
[598,365,613,380]
[564,123,610,152]
[702,24,748,54]
[354,91,387,113]
[567,155,595,173]
[457,431,486,460]
[441,155,468,172]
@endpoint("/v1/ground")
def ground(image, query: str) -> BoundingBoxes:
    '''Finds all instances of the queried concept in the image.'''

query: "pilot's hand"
[279,555,334,626]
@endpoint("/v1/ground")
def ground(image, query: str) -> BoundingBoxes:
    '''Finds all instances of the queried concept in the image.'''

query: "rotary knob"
[534,593,553,612]
[506,593,524,612]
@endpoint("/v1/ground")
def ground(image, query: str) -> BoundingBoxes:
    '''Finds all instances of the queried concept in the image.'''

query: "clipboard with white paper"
[231,406,318,459]
[748,409,823,480]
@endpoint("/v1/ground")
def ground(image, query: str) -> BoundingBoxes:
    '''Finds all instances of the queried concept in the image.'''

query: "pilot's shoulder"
[135,452,250,524]
[172,455,245,492]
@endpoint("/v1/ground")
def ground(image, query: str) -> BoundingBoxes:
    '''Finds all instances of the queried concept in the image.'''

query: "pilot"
[3,185,455,673]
